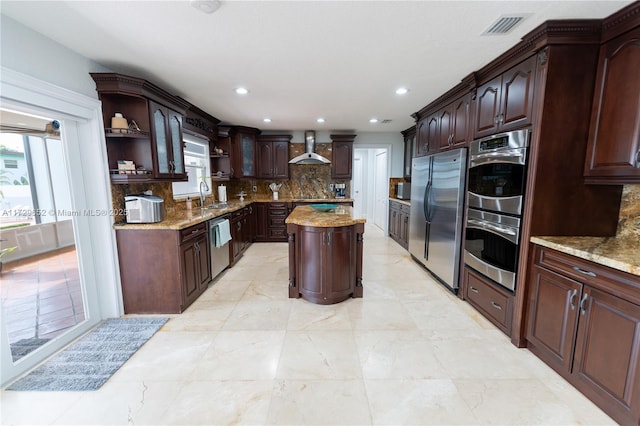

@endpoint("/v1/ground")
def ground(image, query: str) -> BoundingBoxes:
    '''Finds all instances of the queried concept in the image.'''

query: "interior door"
[352,153,364,218]
[374,149,388,231]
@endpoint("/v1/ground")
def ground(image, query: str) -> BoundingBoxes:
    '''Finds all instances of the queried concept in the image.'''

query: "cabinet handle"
[191,229,198,234]
[579,293,589,316]
[328,232,332,246]
[569,289,578,310]
[494,116,500,125]
[635,148,640,168]
[499,113,504,124]
[572,266,596,277]
[470,286,479,293]
[491,301,502,311]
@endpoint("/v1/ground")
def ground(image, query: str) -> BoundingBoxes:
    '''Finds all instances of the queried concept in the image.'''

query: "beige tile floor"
[1,224,616,425]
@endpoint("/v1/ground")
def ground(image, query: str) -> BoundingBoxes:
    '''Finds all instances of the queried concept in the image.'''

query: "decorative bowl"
[311,204,338,212]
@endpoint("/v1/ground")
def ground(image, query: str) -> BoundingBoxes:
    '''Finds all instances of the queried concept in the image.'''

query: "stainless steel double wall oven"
[464,129,530,291]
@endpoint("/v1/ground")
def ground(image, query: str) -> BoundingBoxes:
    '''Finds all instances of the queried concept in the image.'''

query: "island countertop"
[530,236,640,277]
[286,205,366,228]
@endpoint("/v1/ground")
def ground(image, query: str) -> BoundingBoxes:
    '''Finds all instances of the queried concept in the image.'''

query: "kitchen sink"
[205,204,228,210]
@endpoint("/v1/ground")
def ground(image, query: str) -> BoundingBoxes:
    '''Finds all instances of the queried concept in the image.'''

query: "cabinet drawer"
[269,202,288,209]
[179,222,207,243]
[535,246,640,305]
[400,204,411,214]
[268,228,288,239]
[269,216,286,227]
[465,267,513,334]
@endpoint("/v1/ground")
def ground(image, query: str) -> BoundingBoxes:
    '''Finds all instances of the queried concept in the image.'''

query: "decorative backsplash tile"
[617,184,640,240]
[389,177,407,199]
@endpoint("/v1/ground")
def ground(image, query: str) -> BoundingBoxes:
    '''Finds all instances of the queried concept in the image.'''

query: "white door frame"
[352,143,392,232]
[1,67,122,386]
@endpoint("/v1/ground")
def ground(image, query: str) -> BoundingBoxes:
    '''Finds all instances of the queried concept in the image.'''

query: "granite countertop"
[286,205,366,228]
[530,236,640,277]
[114,198,355,230]
[389,197,411,206]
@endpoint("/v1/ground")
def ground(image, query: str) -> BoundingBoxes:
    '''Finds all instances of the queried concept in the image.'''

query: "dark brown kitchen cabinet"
[229,126,260,178]
[331,135,356,179]
[527,245,640,425]
[433,94,472,153]
[401,126,416,179]
[474,56,536,138]
[254,202,289,242]
[584,27,640,183]
[230,206,253,265]
[180,225,211,307]
[90,72,191,184]
[257,135,291,179]
[463,267,513,335]
[149,100,187,180]
[388,200,409,250]
[115,222,210,314]
[414,118,430,157]
[291,225,362,304]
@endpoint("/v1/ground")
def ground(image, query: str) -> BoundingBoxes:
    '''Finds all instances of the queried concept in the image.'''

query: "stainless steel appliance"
[124,194,164,223]
[334,183,346,198]
[209,218,231,279]
[409,148,467,291]
[467,129,530,216]
[396,182,411,199]
[464,208,520,291]
[464,129,531,292]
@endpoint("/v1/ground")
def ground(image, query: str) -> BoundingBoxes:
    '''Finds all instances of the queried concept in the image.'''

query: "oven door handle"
[466,218,518,243]
[470,152,526,167]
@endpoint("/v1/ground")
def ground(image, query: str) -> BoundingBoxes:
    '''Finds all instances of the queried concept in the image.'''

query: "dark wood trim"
[601,1,640,42]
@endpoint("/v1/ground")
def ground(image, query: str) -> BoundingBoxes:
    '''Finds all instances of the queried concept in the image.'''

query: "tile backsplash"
[617,184,640,240]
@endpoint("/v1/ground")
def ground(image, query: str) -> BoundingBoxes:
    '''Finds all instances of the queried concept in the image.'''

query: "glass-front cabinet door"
[241,133,255,177]
[150,100,186,180]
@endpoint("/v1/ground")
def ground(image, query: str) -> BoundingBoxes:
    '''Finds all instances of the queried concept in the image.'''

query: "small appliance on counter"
[124,194,165,223]
[396,182,411,199]
[334,183,346,198]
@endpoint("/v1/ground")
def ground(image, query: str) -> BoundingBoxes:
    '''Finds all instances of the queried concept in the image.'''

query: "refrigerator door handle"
[423,182,431,222]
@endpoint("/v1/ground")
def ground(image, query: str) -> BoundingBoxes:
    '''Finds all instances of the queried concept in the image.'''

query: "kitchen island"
[286,205,366,304]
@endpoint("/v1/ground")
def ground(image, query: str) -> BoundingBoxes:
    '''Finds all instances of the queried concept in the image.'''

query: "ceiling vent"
[380,119,392,124]
[483,15,527,35]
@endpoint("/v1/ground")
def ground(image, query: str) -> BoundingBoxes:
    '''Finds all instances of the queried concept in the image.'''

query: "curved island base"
[286,206,365,305]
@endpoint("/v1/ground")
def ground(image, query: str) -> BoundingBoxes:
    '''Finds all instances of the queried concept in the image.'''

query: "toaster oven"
[124,195,165,223]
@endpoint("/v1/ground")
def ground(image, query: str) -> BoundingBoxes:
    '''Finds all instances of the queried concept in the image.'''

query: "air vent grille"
[380,119,392,124]
[483,15,526,35]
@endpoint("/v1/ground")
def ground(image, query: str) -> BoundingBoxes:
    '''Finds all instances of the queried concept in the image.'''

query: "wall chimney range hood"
[289,130,331,164]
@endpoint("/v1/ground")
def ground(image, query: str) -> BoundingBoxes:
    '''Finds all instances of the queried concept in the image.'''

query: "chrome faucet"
[199,180,210,207]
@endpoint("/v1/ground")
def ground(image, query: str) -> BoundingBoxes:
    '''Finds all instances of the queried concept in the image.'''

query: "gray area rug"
[8,317,168,391]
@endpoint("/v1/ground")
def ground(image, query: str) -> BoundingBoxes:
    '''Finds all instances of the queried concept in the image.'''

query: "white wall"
[354,131,404,178]
[0,14,111,99]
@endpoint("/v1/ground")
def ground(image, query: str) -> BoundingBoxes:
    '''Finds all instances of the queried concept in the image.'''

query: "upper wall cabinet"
[229,126,261,178]
[401,126,416,179]
[257,134,292,179]
[474,56,536,139]
[331,134,356,179]
[584,26,640,184]
[90,73,191,184]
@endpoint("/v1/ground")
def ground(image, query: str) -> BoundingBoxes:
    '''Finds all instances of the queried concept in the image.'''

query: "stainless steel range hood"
[289,131,331,164]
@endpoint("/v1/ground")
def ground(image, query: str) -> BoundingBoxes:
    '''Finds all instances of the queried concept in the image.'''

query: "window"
[171,133,211,198]
[4,159,17,168]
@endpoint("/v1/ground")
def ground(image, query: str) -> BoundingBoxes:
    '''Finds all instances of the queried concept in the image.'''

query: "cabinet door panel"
[152,106,170,175]
[426,115,439,154]
[241,134,256,177]
[527,266,582,372]
[438,108,452,150]
[257,141,272,178]
[298,228,324,297]
[169,111,184,174]
[474,77,501,137]
[573,286,640,409]
[327,228,353,297]
[500,57,535,131]
[197,235,211,288]
[586,29,640,180]
[451,96,470,147]
[416,119,429,157]
[332,141,353,179]
[273,141,290,178]
[181,243,199,306]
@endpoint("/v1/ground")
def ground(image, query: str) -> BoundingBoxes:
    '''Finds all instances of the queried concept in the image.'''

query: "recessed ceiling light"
[369,118,379,123]
[263,118,272,123]
[235,87,249,95]
[395,87,409,95]
[316,118,325,123]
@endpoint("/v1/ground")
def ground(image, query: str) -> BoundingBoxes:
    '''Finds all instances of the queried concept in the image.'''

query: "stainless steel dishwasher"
[209,217,231,279]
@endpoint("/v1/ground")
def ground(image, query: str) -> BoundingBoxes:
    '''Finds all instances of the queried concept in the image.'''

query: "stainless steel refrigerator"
[409,148,467,291]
